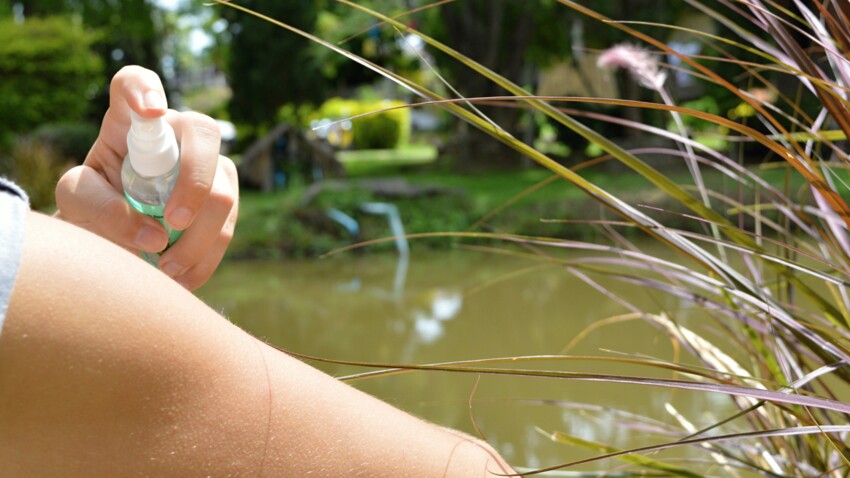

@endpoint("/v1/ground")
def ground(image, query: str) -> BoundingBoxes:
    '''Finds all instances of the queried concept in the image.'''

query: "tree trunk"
[439,0,536,171]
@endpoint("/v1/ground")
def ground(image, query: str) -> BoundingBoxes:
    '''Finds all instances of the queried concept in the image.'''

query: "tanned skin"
[0,211,515,477]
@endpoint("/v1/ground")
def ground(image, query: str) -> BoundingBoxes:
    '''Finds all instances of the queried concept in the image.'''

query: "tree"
[428,0,572,170]
[426,0,692,170]
[312,0,418,93]
[0,16,103,140]
[0,1,13,18]
[20,0,163,115]
[221,0,326,127]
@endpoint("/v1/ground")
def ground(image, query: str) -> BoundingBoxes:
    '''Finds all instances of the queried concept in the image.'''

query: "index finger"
[85,66,169,187]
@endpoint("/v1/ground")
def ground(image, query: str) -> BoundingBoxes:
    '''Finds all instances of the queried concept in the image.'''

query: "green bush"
[1,137,70,211]
[312,97,410,149]
[32,122,99,164]
[0,16,103,140]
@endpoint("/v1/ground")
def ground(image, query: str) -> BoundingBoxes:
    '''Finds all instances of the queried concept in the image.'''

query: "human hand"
[55,65,239,290]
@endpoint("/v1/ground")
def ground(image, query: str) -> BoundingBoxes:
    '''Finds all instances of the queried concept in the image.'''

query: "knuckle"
[112,65,136,83]
[111,65,143,90]
[176,274,200,291]
[226,204,239,229]
[219,226,235,245]
[117,64,155,81]
[182,171,212,197]
[94,195,131,235]
[218,155,240,192]
[54,166,83,209]
[219,155,237,177]
[209,184,236,212]
[188,112,221,139]
[184,257,221,290]
[176,266,209,291]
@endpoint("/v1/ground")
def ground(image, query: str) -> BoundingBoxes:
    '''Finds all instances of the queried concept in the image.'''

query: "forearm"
[254,341,514,476]
[0,211,514,476]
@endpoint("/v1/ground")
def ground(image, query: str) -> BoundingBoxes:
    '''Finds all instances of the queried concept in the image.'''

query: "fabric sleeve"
[0,177,29,339]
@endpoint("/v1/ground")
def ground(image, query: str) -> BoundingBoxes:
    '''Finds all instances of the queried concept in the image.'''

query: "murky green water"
[198,247,740,474]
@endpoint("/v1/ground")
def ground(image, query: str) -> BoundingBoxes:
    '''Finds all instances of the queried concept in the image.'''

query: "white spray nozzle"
[127,111,179,178]
[130,111,166,141]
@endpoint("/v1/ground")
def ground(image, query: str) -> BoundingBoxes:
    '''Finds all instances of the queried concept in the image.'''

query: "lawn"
[336,144,438,175]
[229,161,825,259]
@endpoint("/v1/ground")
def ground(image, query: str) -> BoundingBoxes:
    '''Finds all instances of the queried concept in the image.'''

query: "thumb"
[55,165,169,253]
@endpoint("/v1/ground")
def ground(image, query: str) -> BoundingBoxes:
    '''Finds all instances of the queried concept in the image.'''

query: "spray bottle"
[121,111,182,266]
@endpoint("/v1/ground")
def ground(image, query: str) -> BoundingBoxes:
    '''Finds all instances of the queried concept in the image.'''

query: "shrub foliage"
[313,97,410,150]
[0,16,103,143]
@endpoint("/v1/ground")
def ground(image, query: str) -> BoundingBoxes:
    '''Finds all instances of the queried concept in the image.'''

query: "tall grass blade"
[536,429,703,477]
[532,425,850,476]
[279,348,850,416]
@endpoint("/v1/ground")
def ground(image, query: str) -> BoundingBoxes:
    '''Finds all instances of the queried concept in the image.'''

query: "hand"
[55,65,239,290]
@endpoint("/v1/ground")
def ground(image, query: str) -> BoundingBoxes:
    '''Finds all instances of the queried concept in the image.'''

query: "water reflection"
[325,229,463,344]
[198,248,737,473]
[412,290,463,343]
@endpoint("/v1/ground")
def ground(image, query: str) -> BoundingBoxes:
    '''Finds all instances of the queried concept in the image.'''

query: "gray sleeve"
[0,177,29,339]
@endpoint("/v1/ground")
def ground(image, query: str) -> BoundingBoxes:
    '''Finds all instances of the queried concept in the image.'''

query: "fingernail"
[143,90,166,110]
[134,226,167,252]
[169,207,193,230]
[161,262,185,278]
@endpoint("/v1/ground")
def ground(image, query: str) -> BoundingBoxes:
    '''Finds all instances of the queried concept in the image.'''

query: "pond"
[197,245,741,474]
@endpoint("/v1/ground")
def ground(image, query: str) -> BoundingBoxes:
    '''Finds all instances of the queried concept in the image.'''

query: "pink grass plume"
[597,43,667,90]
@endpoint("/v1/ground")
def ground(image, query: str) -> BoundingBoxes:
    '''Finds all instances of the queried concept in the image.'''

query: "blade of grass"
[535,430,703,478]
[559,0,850,233]
[220,0,847,338]
[277,348,850,416]
[532,424,850,476]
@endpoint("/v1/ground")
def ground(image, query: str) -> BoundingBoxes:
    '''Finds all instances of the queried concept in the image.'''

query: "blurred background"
[0,0,759,239]
[0,1,815,473]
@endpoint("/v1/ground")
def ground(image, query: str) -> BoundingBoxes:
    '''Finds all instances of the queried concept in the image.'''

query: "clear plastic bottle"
[121,111,182,265]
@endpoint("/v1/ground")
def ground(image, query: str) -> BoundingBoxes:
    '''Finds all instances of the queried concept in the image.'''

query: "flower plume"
[597,43,667,90]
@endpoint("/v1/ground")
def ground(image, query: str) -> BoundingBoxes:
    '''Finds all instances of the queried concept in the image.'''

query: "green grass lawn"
[230,162,845,259]
[336,144,438,176]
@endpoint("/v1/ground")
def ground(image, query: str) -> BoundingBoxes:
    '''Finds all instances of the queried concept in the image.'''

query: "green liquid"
[125,193,183,266]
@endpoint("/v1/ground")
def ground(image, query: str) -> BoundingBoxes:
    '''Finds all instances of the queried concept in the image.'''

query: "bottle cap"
[127,111,179,177]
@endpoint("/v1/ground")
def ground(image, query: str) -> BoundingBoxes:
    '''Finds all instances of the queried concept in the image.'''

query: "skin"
[8,64,516,476]
[55,66,238,291]
[0,210,516,477]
